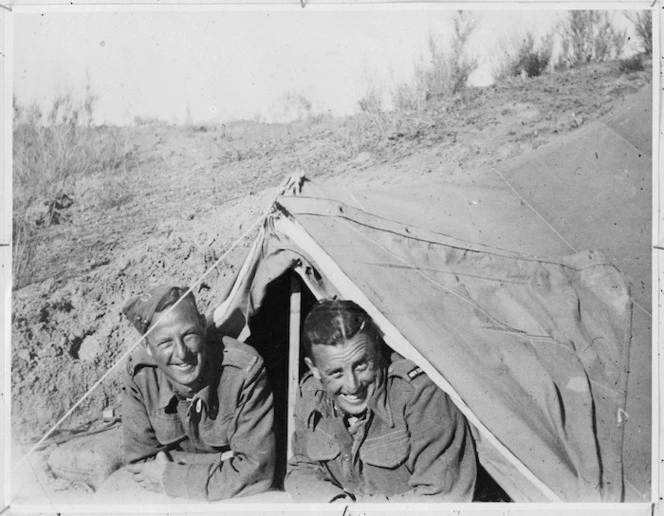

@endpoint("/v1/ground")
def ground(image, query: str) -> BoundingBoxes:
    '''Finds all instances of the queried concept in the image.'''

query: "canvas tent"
[212,85,652,503]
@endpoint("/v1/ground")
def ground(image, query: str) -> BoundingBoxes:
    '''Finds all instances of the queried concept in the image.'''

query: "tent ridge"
[277,196,574,266]
[220,172,643,501]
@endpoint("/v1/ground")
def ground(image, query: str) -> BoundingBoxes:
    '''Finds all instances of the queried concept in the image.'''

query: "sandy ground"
[9,60,652,505]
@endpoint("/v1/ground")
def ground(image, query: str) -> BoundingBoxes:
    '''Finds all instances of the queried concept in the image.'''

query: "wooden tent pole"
[275,214,564,502]
[287,275,302,459]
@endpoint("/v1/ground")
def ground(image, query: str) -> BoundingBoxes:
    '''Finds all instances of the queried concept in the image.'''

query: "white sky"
[13,8,643,125]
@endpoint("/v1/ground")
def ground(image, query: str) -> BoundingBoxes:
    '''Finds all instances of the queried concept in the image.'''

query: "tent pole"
[275,214,565,502]
[287,275,302,460]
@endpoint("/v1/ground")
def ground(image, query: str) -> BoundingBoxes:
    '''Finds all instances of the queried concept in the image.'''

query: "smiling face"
[305,331,382,416]
[145,302,208,397]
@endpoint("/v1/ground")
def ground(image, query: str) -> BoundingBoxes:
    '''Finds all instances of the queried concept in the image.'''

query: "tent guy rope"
[491,165,651,318]
[490,165,577,254]
[12,209,269,472]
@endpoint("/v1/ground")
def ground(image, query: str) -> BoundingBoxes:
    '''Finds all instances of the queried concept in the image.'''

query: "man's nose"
[172,338,189,361]
[343,371,359,393]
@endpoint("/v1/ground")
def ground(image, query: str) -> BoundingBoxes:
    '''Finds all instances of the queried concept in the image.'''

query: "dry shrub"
[356,61,391,142]
[618,54,645,74]
[133,115,164,126]
[494,31,554,80]
[391,11,479,112]
[337,116,371,159]
[626,10,652,55]
[281,90,314,121]
[391,83,421,112]
[13,87,128,289]
[420,12,479,99]
[557,11,627,67]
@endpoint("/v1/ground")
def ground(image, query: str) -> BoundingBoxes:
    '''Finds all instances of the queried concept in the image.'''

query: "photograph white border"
[1,1,659,514]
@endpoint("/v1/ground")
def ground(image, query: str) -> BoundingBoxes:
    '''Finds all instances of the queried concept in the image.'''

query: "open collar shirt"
[285,353,477,502]
[122,336,275,500]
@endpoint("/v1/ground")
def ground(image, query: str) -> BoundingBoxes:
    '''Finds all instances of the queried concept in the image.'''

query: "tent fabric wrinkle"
[215,179,632,501]
[495,121,650,311]
[293,199,625,501]
[212,83,650,503]
[278,195,578,266]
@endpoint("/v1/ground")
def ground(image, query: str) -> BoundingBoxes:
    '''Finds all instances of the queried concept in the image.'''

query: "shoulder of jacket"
[220,336,262,373]
[295,371,332,422]
[388,354,428,386]
[126,347,156,378]
[298,371,319,395]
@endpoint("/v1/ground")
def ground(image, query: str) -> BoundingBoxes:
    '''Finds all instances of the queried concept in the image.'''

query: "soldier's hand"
[127,451,171,492]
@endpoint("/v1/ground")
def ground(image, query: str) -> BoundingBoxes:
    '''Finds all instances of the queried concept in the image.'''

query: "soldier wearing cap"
[285,299,477,502]
[122,285,275,500]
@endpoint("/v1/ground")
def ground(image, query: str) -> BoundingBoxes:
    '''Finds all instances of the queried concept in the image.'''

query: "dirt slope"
[11,61,650,450]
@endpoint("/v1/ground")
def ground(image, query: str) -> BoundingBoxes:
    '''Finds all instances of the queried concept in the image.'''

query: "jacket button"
[343,455,350,462]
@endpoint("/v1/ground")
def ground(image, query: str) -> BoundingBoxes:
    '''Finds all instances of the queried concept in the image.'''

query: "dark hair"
[303,299,378,358]
[155,287,199,316]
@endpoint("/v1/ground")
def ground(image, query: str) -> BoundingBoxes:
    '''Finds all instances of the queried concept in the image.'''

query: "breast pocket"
[360,429,411,469]
[151,412,186,445]
[199,414,233,448]
[304,428,341,462]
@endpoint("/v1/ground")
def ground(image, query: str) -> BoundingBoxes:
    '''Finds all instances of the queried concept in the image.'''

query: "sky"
[13,8,645,126]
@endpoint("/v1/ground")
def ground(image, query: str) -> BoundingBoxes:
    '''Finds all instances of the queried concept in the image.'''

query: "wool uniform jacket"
[123,336,275,500]
[285,354,477,502]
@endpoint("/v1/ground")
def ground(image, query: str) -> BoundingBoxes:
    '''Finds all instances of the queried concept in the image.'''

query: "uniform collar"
[154,351,220,411]
[129,345,156,374]
[155,367,215,410]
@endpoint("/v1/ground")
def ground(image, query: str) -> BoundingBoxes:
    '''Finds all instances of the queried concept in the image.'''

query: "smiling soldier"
[121,285,275,500]
[285,299,477,503]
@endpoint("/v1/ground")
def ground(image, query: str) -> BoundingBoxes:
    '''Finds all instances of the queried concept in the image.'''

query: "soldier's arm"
[284,390,348,502]
[122,370,163,463]
[388,375,477,502]
[160,356,276,500]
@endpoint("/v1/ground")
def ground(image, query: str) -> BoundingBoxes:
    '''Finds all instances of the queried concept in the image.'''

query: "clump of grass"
[133,115,165,126]
[493,31,554,81]
[392,11,479,111]
[13,86,128,289]
[334,106,440,162]
[347,13,480,158]
[358,67,389,141]
[391,83,421,112]
[617,54,645,74]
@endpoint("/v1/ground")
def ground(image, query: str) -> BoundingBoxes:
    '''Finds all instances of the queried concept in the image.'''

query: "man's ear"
[304,356,321,381]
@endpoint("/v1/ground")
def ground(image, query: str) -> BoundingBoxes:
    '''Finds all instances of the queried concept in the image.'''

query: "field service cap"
[123,285,176,334]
